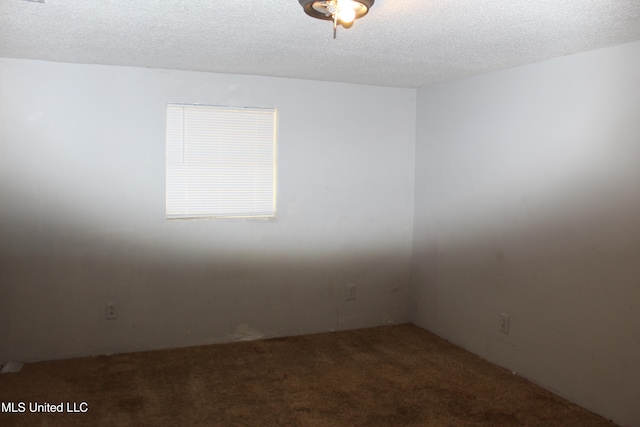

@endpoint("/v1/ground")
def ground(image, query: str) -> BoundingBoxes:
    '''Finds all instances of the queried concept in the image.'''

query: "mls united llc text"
[2,402,89,413]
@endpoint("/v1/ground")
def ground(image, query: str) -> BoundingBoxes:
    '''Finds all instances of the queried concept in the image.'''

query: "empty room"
[1,1,639,426]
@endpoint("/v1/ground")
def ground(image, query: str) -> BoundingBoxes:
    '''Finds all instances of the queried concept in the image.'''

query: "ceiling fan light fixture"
[299,0,374,38]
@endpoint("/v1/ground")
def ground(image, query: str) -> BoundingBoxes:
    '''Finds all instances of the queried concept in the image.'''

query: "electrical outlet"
[346,284,356,301]
[500,313,510,334]
[106,303,117,320]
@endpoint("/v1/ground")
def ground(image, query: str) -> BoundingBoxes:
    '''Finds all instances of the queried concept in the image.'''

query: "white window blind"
[166,104,277,219]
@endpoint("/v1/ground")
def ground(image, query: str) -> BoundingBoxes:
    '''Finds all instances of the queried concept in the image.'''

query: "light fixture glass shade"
[337,4,357,24]
[299,0,374,23]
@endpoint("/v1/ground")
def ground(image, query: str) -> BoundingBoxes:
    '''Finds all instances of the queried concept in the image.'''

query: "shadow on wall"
[412,161,640,427]
[0,215,412,363]
[411,96,640,425]
[412,108,640,347]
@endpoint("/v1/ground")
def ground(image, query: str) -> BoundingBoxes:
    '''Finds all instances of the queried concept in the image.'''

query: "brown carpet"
[0,324,615,426]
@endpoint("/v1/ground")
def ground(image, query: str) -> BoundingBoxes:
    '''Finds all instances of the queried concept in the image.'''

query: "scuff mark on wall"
[383,310,398,324]
[230,324,264,342]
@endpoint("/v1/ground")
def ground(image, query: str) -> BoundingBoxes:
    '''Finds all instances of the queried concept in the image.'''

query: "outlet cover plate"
[346,284,356,301]
[500,313,510,334]
[106,303,117,320]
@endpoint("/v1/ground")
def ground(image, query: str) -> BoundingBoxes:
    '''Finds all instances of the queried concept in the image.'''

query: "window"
[166,104,277,219]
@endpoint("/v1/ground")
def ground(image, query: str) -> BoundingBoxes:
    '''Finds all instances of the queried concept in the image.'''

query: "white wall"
[412,40,640,427]
[0,58,416,362]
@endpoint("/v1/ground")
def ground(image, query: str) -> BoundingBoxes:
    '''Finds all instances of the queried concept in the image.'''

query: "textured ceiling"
[1,0,640,88]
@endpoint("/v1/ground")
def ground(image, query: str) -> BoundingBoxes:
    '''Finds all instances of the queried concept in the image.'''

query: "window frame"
[165,103,278,220]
